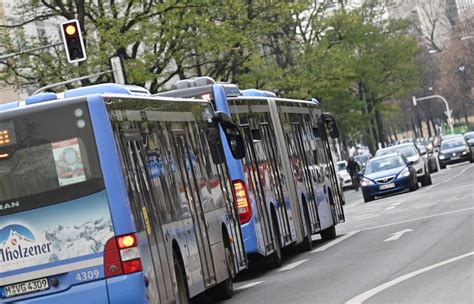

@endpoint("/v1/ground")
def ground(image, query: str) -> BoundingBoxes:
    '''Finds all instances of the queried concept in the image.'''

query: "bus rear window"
[0,102,104,216]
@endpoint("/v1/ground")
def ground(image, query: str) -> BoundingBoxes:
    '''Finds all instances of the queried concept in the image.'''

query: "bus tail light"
[232,180,252,224]
[104,233,143,278]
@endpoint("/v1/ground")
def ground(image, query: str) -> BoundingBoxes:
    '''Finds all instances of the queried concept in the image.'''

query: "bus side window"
[206,125,225,164]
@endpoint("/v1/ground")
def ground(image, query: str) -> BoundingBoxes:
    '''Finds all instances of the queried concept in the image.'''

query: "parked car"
[415,140,438,173]
[359,153,418,203]
[438,137,473,169]
[337,161,353,189]
[463,131,474,147]
[375,143,432,186]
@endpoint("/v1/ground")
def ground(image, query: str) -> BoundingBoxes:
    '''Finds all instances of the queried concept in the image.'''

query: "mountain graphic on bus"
[0,224,36,246]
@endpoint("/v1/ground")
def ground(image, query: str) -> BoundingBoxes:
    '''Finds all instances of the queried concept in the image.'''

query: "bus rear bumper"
[10,279,109,304]
[242,218,259,255]
[106,272,148,304]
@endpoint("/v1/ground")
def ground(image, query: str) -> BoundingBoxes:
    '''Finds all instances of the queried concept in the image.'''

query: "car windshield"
[464,133,474,140]
[337,162,347,172]
[354,155,368,164]
[376,145,417,158]
[441,139,466,150]
[365,156,405,174]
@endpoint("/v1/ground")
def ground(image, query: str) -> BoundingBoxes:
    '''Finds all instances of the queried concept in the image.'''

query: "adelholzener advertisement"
[0,191,114,273]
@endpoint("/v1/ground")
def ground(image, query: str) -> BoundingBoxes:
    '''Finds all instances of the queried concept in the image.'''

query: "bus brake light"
[232,180,251,224]
[104,233,142,278]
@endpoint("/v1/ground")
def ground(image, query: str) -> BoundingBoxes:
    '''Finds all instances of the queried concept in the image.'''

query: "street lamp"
[412,95,454,135]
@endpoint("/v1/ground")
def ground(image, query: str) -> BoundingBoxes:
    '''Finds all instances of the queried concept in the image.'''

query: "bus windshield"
[0,102,103,217]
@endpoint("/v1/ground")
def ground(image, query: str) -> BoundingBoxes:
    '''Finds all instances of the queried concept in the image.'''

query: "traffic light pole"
[412,94,454,135]
[0,42,62,61]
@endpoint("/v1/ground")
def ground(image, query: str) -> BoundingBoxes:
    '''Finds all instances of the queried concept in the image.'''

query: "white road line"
[311,231,360,253]
[358,207,474,231]
[277,259,308,272]
[424,165,473,191]
[235,281,265,291]
[352,214,379,220]
[384,206,396,210]
[345,251,474,304]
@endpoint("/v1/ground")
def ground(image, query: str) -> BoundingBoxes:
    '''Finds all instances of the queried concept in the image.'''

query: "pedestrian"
[347,156,361,191]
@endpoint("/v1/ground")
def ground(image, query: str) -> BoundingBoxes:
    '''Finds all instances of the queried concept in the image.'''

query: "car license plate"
[379,183,395,190]
[452,156,460,160]
[3,278,49,298]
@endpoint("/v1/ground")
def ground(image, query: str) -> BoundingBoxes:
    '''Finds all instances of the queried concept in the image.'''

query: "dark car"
[415,139,438,173]
[464,131,474,148]
[438,137,474,169]
[359,153,418,203]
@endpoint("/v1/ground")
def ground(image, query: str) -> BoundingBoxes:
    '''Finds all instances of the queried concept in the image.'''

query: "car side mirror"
[420,150,427,156]
[356,172,364,177]
[468,139,474,147]
[407,160,414,166]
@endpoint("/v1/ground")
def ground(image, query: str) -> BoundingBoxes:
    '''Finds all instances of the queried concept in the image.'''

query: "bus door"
[259,123,292,243]
[119,129,173,302]
[290,122,321,231]
[241,124,274,253]
[319,121,345,223]
[172,131,217,286]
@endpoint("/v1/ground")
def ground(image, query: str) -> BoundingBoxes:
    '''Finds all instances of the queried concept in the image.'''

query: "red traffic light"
[60,19,86,63]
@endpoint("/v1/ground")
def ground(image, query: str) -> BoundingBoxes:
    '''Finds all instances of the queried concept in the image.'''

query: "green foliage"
[0,0,421,146]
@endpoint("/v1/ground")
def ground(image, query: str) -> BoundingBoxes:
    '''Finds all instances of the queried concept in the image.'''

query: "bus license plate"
[379,183,395,190]
[3,278,49,298]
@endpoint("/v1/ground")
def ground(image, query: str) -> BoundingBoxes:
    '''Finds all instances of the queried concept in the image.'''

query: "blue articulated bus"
[0,84,247,303]
[155,78,345,268]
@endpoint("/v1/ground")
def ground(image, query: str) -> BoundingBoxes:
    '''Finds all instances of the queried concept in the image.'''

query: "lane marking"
[345,251,474,304]
[277,259,308,272]
[424,165,472,191]
[383,229,413,242]
[384,206,396,210]
[235,280,265,291]
[311,230,360,253]
[353,207,474,232]
[352,214,379,220]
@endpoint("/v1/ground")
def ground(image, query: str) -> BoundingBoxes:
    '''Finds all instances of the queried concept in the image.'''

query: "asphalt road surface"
[222,161,474,304]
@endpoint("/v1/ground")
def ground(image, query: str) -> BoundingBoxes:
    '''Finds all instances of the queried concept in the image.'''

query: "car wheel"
[363,193,374,203]
[409,175,418,191]
[420,170,431,187]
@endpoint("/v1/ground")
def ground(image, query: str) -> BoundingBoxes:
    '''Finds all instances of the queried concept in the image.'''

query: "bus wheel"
[211,247,234,300]
[267,217,283,269]
[299,208,313,252]
[174,253,189,304]
[320,225,336,241]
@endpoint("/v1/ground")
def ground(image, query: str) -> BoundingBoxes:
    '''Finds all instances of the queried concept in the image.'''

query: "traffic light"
[60,19,86,63]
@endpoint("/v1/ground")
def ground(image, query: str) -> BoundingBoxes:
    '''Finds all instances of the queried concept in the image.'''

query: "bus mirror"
[221,123,246,160]
[323,113,339,139]
[212,111,246,159]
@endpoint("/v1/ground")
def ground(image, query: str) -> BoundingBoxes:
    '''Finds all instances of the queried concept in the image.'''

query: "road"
[222,162,474,304]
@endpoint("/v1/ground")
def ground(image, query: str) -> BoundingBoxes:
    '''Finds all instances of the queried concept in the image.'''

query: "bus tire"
[267,213,283,269]
[299,206,313,252]
[320,225,336,241]
[174,252,189,304]
[211,247,234,300]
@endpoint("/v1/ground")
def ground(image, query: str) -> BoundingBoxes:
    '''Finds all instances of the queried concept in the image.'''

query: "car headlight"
[399,167,410,177]
[361,179,374,186]
[462,148,469,155]
[439,154,445,160]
